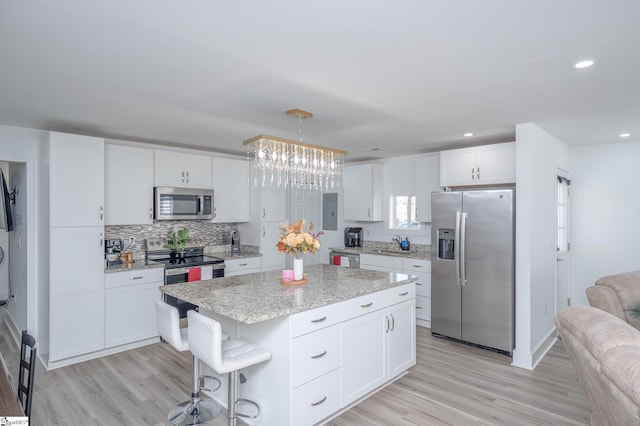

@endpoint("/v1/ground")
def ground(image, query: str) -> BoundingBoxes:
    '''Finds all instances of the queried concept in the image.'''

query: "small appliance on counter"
[105,238,123,266]
[231,230,240,254]
[344,227,363,248]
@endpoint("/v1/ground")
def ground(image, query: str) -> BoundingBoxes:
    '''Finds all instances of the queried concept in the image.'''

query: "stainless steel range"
[146,238,225,318]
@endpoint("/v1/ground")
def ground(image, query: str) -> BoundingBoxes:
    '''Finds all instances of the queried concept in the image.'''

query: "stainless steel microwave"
[153,186,213,220]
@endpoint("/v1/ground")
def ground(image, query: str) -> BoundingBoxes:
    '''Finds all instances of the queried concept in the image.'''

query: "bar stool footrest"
[199,374,222,392]
[235,397,260,419]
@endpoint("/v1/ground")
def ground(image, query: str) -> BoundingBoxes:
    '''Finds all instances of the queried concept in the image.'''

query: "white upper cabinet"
[49,132,104,227]
[154,150,213,189]
[212,157,250,222]
[344,164,383,221]
[440,142,515,187]
[105,144,154,225]
[414,154,440,223]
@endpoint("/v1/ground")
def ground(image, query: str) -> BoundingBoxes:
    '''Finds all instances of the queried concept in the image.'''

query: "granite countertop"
[160,263,416,324]
[104,259,164,273]
[329,246,430,260]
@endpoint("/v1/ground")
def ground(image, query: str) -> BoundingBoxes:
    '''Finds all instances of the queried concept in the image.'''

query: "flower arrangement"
[277,220,323,256]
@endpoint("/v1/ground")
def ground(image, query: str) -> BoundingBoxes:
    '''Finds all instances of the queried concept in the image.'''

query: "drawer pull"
[311,396,327,406]
[412,265,422,268]
[360,302,373,308]
[310,316,327,323]
[416,282,423,285]
[239,263,248,267]
[130,276,144,280]
[399,292,409,296]
[310,351,327,359]
[416,306,423,309]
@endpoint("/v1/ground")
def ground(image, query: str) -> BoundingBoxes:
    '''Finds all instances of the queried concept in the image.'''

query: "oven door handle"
[166,268,191,276]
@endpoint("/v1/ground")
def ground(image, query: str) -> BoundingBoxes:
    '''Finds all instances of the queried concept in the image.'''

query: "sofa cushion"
[602,345,640,407]
[596,270,640,326]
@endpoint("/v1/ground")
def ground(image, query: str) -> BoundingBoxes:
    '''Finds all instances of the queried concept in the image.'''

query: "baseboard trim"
[511,329,557,370]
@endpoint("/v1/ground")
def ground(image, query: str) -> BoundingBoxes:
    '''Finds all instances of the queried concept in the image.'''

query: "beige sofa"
[555,306,640,425]
[585,270,640,331]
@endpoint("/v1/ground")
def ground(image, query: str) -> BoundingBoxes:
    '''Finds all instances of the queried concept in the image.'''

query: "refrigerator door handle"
[460,212,467,286]
[455,211,461,286]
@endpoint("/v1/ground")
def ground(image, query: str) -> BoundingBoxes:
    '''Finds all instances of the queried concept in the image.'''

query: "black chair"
[18,330,36,417]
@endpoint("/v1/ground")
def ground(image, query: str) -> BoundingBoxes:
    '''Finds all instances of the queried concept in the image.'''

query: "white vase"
[293,255,304,280]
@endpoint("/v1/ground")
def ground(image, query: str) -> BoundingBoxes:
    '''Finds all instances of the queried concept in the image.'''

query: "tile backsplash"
[106,220,238,257]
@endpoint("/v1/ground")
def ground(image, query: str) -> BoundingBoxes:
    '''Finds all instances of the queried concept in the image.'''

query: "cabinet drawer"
[387,283,416,306]
[224,256,261,273]
[360,254,403,271]
[105,267,164,288]
[341,290,388,322]
[416,295,431,321]
[292,325,340,388]
[412,271,431,297]
[291,303,340,337]
[403,258,430,272]
[292,368,340,426]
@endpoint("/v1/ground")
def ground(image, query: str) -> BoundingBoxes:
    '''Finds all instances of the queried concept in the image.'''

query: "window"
[389,195,420,230]
[557,176,570,252]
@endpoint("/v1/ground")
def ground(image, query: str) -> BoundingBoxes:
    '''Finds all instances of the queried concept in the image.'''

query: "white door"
[556,175,571,313]
[289,188,321,266]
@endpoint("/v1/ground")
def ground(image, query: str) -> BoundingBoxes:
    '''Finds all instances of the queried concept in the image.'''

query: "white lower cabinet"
[292,368,341,426]
[340,283,416,406]
[105,267,163,348]
[224,256,262,277]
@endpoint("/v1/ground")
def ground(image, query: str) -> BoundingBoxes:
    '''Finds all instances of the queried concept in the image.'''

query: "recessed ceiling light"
[619,133,631,138]
[574,59,595,69]
[464,132,473,137]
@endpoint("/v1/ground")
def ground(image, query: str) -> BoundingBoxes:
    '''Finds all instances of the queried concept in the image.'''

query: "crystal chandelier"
[243,109,347,191]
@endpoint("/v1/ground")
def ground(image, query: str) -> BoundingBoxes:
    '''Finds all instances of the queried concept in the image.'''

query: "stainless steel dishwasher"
[329,249,360,268]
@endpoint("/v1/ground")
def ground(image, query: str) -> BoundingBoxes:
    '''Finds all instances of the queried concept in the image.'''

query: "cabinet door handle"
[385,315,390,333]
[181,171,185,183]
[130,276,143,280]
[311,396,327,406]
[416,282,423,285]
[263,208,266,218]
[311,316,327,323]
[186,171,190,183]
[310,350,327,359]
[390,314,395,331]
[477,167,480,180]
[149,207,153,219]
[472,167,475,181]
[213,207,217,218]
[360,302,373,308]
[262,227,265,237]
[368,207,371,218]
[100,206,104,221]
[99,232,103,247]
[416,306,423,310]
[399,291,409,296]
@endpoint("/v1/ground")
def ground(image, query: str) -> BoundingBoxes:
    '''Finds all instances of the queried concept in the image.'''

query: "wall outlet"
[128,236,136,246]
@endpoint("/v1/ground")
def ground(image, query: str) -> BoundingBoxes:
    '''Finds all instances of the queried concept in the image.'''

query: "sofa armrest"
[586,285,626,321]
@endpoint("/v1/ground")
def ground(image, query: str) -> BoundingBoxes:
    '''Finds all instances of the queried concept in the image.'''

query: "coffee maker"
[344,227,363,248]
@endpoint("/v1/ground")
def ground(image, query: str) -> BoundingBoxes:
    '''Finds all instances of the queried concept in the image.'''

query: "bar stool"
[155,299,228,425]
[187,311,272,426]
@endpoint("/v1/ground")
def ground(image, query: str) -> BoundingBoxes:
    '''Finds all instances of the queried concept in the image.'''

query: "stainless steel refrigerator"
[431,188,515,355]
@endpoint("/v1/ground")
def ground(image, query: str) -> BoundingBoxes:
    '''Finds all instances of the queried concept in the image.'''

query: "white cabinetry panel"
[440,142,515,187]
[49,132,104,227]
[212,157,250,222]
[224,256,262,277]
[154,150,212,189]
[414,154,440,223]
[105,144,154,225]
[344,164,383,221]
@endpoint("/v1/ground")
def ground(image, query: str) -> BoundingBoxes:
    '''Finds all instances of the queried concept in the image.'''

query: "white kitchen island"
[161,264,417,426]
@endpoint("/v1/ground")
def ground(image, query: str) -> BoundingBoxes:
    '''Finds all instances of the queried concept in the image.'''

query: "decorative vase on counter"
[293,253,304,280]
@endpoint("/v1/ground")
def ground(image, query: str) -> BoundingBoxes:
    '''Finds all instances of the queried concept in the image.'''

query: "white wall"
[7,163,28,329]
[570,139,640,306]
[513,123,569,370]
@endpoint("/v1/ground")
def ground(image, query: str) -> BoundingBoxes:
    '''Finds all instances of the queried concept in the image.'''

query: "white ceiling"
[1,1,639,162]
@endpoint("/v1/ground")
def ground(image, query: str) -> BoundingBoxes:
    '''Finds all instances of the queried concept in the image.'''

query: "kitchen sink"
[373,249,412,255]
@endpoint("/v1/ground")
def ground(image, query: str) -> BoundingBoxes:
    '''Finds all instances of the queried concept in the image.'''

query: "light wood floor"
[0,321,590,425]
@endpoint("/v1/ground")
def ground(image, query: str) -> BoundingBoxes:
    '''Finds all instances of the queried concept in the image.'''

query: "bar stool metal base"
[168,396,221,426]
